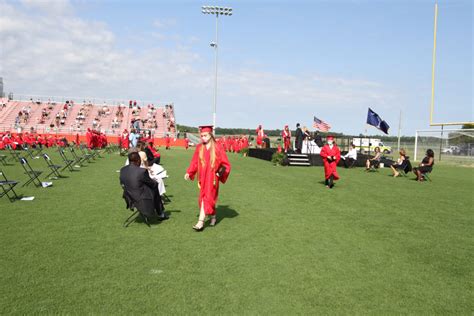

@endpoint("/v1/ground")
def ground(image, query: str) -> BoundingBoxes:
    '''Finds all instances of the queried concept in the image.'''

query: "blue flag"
[366,108,390,134]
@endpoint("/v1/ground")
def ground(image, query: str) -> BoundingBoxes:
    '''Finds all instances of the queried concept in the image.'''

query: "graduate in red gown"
[319,135,341,189]
[282,125,291,153]
[86,128,93,149]
[184,137,189,150]
[165,134,171,150]
[121,129,129,149]
[185,125,231,231]
[256,125,264,148]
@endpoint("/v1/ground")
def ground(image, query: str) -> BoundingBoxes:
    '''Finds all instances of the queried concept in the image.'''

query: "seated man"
[120,152,168,221]
[341,143,357,168]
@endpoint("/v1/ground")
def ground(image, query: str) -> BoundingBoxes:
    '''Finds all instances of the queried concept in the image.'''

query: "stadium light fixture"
[201,5,233,129]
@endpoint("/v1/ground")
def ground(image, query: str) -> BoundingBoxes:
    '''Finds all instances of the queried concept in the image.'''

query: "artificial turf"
[0,147,472,314]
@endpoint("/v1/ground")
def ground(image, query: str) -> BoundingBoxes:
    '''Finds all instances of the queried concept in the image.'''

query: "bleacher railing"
[7,94,172,108]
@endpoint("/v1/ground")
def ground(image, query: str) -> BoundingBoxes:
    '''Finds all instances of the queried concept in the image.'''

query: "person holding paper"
[184,125,231,231]
[342,143,358,168]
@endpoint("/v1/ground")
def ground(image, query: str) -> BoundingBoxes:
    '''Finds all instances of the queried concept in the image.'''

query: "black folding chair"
[421,171,433,182]
[8,146,21,162]
[58,148,76,172]
[0,170,20,202]
[19,157,43,187]
[121,184,151,228]
[43,153,63,179]
[79,145,94,162]
[367,160,380,172]
[22,145,37,160]
[69,147,87,166]
[400,158,412,177]
[95,148,105,158]
[0,153,8,166]
[32,145,44,157]
[104,145,113,154]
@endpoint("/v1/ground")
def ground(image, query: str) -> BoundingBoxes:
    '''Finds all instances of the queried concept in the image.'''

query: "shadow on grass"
[164,209,181,214]
[216,205,239,225]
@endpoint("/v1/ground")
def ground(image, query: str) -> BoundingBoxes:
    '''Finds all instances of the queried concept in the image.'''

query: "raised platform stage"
[248,148,392,167]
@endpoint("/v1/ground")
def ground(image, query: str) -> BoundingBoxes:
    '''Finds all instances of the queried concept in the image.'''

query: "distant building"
[0,77,4,98]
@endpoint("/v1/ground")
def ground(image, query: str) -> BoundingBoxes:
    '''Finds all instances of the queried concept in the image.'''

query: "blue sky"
[0,0,472,135]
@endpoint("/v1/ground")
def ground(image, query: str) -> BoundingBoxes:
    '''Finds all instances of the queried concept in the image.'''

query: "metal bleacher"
[0,98,175,137]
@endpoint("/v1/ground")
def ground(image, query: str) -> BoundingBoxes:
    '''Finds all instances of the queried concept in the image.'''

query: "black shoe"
[157,214,169,221]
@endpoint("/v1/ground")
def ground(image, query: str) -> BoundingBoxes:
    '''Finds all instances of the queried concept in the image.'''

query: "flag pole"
[397,109,402,152]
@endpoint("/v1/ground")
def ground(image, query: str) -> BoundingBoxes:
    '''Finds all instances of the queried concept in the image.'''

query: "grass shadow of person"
[215,205,239,225]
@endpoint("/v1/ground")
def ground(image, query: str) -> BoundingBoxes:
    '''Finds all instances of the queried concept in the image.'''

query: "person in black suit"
[120,152,168,221]
[295,123,303,154]
[313,131,324,147]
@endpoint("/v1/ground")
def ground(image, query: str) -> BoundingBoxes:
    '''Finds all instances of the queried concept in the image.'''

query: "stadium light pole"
[201,6,233,130]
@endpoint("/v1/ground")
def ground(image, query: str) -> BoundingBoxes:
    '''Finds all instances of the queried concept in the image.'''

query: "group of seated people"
[38,106,53,124]
[112,106,124,128]
[128,100,138,108]
[92,116,101,129]
[145,118,158,129]
[73,102,93,130]
[364,146,434,181]
[163,104,176,134]
[16,104,33,126]
[120,140,169,222]
[98,103,111,117]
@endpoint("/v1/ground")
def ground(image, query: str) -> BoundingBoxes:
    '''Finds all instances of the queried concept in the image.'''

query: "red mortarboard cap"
[199,125,214,133]
[327,135,334,140]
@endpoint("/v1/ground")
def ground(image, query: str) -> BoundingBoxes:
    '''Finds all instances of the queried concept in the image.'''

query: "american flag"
[313,116,331,132]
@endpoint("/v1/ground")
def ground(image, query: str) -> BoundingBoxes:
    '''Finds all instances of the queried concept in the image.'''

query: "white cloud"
[152,18,177,29]
[0,0,397,132]
[20,0,73,15]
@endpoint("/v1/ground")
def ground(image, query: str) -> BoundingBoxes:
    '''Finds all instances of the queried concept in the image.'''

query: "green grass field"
[0,147,472,314]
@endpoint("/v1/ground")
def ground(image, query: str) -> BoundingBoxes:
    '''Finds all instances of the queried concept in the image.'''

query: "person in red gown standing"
[165,133,171,150]
[86,128,93,149]
[319,136,341,189]
[185,125,231,231]
[184,137,189,150]
[256,125,264,148]
[121,129,130,150]
[282,125,291,153]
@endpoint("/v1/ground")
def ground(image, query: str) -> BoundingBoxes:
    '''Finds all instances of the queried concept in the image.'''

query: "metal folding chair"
[22,145,37,160]
[121,184,151,228]
[69,147,87,166]
[421,171,432,182]
[0,153,8,166]
[394,158,412,177]
[0,170,20,202]
[79,144,94,162]
[58,148,76,172]
[42,153,63,179]
[19,157,43,187]
[8,146,21,162]
[32,146,44,157]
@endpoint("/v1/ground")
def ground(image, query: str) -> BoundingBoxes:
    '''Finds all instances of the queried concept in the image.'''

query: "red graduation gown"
[86,130,93,148]
[186,143,231,215]
[320,144,341,180]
